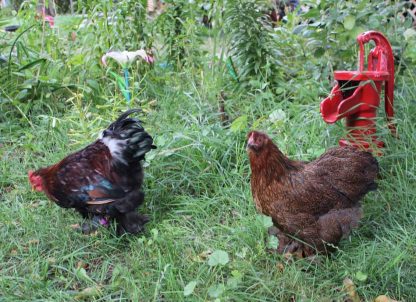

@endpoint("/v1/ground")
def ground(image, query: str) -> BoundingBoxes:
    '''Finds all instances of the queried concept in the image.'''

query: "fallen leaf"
[283,253,294,262]
[3,185,14,193]
[276,262,285,272]
[77,261,89,270]
[148,99,158,107]
[70,224,81,230]
[374,295,399,302]
[75,286,102,300]
[343,278,360,302]
[293,249,305,259]
[88,230,99,236]
[198,250,212,260]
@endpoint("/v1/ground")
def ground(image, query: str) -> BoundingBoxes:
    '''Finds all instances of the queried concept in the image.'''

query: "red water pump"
[320,31,395,151]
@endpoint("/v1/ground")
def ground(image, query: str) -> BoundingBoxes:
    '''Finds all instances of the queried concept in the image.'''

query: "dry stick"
[218,91,230,126]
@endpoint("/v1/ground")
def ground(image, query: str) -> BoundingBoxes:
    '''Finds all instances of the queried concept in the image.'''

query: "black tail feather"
[103,109,156,163]
[108,109,142,131]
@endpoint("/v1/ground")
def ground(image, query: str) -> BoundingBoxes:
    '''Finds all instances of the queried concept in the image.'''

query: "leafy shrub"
[299,0,411,71]
[224,0,281,90]
[155,0,205,68]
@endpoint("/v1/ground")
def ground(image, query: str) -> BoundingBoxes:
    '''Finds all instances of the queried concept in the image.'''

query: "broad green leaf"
[207,250,229,266]
[207,284,225,298]
[231,270,243,278]
[267,235,279,249]
[343,15,356,30]
[227,277,240,289]
[155,135,167,147]
[68,54,84,66]
[257,214,273,228]
[227,271,243,289]
[183,281,197,297]
[404,28,416,41]
[355,271,368,282]
[230,115,248,133]
[269,109,286,123]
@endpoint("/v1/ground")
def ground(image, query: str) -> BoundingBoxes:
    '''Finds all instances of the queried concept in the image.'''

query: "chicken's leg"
[267,226,302,254]
[81,215,109,234]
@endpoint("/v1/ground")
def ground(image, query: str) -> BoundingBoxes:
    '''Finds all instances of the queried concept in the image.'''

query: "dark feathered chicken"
[247,131,379,256]
[28,109,156,235]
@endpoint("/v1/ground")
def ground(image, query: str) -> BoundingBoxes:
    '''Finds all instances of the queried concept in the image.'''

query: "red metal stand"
[320,31,396,152]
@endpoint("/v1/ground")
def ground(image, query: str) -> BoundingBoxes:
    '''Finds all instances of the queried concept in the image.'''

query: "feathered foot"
[116,212,150,236]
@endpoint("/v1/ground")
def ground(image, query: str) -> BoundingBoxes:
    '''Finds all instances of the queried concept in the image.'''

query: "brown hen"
[247,131,379,256]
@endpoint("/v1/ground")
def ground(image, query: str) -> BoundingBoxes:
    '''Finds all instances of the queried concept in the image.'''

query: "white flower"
[101,49,154,67]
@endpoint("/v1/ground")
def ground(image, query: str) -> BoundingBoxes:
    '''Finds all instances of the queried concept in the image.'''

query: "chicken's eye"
[257,137,263,146]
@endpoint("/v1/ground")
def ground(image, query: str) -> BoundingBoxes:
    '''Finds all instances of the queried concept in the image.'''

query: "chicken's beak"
[30,183,38,192]
[247,134,256,150]
[247,143,258,152]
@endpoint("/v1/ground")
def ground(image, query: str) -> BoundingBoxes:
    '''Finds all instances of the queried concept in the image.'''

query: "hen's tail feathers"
[106,109,156,162]
[318,205,362,243]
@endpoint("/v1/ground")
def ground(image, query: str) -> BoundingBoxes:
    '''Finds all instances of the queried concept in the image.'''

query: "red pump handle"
[357,31,395,134]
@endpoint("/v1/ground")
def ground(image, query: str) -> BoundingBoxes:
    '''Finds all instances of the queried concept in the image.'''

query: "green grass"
[1,69,415,301]
[1,12,416,302]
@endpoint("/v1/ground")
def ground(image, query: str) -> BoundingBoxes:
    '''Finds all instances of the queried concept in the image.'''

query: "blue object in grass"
[123,67,131,103]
